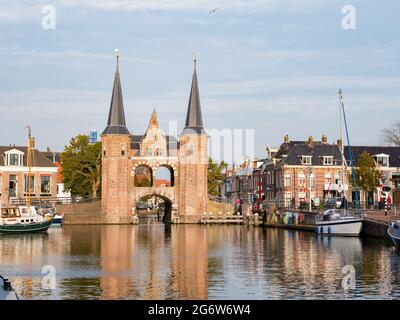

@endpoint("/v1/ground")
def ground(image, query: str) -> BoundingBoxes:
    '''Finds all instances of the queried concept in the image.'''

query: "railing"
[201,212,244,224]
[9,196,99,206]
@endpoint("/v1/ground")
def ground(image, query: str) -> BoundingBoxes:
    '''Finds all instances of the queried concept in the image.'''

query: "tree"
[349,151,380,206]
[208,158,228,196]
[381,121,400,146]
[61,134,102,198]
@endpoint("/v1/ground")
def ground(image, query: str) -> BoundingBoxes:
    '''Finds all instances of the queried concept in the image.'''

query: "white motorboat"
[388,221,400,247]
[0,275,19,300]
[315,209,363,236]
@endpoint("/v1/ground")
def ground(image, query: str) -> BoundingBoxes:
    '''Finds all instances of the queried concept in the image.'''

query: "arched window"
[154,165,174,187]
[134,165,153,187]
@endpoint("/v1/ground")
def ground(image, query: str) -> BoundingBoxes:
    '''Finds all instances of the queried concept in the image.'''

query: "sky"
[0,0,399,161]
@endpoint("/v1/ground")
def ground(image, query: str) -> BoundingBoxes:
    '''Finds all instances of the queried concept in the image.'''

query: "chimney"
[284,134,289,144]
[321,135,328,144]
[337,139,343,149]
[308,136,314,145]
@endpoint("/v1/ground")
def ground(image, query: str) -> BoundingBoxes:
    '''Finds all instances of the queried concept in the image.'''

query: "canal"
[1,225,399,300]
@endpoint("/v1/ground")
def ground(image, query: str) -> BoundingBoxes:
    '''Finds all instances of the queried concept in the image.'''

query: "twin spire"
[182,52,205,134]
[102,49,130,135]
[102,50,205,136]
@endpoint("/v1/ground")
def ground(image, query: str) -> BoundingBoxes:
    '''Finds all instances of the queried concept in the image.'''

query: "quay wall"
[57,199,234,225]
[361,218,390,239]
[55,201,111,225]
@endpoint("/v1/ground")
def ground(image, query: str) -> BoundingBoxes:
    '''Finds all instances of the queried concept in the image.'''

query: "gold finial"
[115,48,120,69]
[193,52,197,70]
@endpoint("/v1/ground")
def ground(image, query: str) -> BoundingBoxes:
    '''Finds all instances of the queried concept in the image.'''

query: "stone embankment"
[57,199,234,225]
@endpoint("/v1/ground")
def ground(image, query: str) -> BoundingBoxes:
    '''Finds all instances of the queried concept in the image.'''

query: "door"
[9,175,17,198]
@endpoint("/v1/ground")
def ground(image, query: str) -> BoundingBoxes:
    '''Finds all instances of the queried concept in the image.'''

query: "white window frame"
[4,149,24,166]
[301,156,312,165]
[284,173,292,187]
[323,156,333,166]
[375,154,389,167]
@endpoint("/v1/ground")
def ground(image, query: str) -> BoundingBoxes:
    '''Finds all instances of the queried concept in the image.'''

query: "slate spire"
[182,54,205,135]
[102,49,130,135]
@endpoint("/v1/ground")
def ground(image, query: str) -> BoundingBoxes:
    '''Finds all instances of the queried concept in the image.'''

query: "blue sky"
[0,0,399,159]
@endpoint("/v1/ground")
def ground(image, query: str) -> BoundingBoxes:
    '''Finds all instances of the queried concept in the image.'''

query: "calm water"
[1,224,400,300]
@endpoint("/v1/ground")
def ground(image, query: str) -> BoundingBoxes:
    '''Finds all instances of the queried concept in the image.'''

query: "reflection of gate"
[394,191,400,204]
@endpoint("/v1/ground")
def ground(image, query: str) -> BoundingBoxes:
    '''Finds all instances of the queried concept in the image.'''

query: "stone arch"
[135,193,174,223]
[154,164,175,187]
[133,164,153,187]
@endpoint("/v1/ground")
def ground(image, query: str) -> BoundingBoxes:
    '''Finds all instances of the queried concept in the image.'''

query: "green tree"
[349,151,380,206]
[61,134,102,198]
[208,158,228,196]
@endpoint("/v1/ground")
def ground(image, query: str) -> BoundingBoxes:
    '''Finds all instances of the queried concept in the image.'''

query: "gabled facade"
[344,146,400,204]
[0,146,58,206]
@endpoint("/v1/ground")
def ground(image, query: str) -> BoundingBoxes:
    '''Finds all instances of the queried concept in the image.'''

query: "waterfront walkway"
[364,210,399,223]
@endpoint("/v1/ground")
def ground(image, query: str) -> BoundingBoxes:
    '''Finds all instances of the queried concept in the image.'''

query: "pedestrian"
[291,197,295,209]
[341,196,348,209]
[387,195,392,210]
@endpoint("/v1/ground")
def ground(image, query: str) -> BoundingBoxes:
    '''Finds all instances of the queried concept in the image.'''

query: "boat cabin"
[1,208,21,218]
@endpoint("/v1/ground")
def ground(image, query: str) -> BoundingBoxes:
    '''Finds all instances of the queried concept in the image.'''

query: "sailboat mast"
[338,88,345,196]
[26,126,32,210]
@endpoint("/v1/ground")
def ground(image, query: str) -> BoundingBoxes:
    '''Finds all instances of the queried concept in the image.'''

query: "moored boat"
[0,126,54,234]
[52,214,63,225]
[315,209,363,236]
[387,221,400,247]
[0,206,54,234]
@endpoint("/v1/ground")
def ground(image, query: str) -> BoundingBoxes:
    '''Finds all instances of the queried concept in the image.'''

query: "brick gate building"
[101,53,208,224]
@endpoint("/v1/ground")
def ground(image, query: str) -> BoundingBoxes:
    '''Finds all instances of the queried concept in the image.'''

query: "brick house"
[226,135,400,209]
[344,146,400,205]
[272,135,347,208]
[0,146,58,206]
[226,135,348,209]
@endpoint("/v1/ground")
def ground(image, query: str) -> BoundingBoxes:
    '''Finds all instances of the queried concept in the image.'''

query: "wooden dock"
[201,214,244,224]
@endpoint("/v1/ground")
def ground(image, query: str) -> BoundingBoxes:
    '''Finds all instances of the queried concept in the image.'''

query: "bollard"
[385,198,388,216]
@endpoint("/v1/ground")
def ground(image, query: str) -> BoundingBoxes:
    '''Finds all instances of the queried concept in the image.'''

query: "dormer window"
[323,156,333,166]
[301,156,312,165]
[375,154,389,167]
[4,149,24,166]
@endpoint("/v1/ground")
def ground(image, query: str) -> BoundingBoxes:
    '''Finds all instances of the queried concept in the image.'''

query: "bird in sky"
[208,8,219,14]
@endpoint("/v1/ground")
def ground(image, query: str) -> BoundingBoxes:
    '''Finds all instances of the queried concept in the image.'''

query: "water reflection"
[0,225,399,299]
